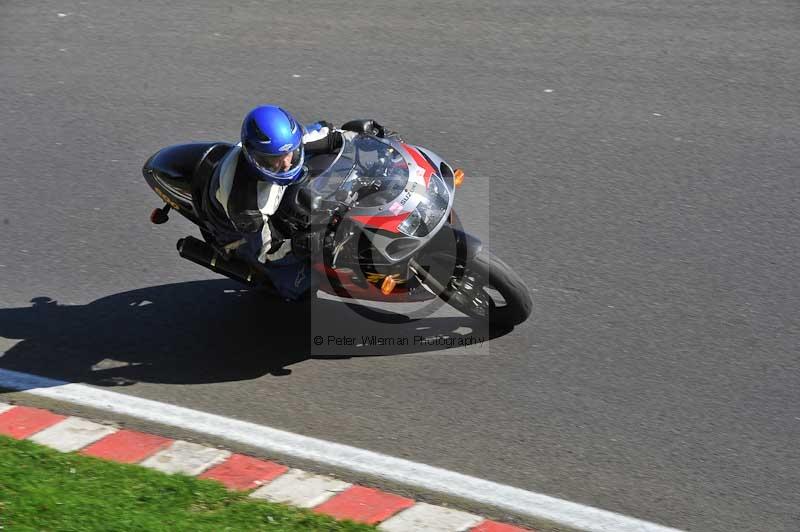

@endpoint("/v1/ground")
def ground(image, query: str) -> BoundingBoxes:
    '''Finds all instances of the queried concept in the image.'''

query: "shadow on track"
[0,280,501,388]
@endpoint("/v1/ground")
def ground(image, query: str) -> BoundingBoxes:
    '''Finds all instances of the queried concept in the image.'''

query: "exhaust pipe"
[177,236,264,287]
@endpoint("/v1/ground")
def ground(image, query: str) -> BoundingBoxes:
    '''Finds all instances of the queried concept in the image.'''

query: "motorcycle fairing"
[340,138,455,263]
[142,142,234,222]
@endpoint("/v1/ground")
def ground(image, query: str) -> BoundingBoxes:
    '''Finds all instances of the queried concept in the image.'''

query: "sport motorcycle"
[142,124,532,329]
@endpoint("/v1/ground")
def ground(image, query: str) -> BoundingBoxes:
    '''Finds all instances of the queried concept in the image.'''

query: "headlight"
[397,174,450,237]
[398,209,423,236]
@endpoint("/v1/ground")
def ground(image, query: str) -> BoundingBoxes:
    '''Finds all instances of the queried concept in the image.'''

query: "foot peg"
[150,205,171,224]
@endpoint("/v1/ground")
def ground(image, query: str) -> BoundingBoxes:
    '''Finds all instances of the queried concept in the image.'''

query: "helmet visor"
[243,142,305,182]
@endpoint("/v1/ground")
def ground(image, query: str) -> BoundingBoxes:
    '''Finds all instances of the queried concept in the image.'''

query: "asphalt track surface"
[1,2,798,531]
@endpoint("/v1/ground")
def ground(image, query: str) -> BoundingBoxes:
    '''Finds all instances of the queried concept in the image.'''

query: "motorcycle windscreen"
[306,136,409,204]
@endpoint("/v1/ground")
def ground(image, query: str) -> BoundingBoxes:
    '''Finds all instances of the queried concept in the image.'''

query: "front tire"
[417,249,532,329]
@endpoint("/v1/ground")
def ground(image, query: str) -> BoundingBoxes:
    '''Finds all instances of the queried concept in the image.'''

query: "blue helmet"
[241,105,305,184]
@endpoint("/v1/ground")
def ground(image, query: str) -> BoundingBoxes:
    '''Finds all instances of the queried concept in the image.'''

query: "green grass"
[0,435,375,532]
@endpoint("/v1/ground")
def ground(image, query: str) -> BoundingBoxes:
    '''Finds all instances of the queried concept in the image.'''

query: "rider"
[204,104,338,300]
[206,104,390,301]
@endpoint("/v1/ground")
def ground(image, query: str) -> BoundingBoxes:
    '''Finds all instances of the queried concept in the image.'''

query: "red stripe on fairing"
[313,264,426,302]
[351,212,410,233]
[401,144,435,187]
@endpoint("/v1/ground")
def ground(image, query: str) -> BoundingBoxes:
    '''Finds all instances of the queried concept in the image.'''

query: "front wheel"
[413,250,532,329]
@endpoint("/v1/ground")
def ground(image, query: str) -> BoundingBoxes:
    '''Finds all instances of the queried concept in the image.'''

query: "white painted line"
[0,369,684,532]
[29,417,117,452]
[250,468,350,508]
[0,402,15,414]
[378,503,482,532]
[140,440,230,476]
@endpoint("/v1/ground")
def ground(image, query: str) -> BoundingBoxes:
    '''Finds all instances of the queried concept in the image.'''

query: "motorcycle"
[142,123,532,329]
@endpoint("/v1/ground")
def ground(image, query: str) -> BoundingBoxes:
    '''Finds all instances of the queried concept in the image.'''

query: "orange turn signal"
[381,275,397,295]
[454,168,465,187]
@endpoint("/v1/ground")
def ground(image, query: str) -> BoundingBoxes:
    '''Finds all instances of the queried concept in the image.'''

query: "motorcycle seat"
[144,142,232,185]
[143,141,234,222]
